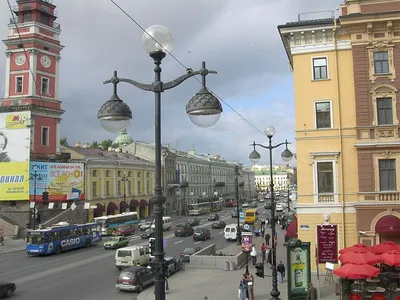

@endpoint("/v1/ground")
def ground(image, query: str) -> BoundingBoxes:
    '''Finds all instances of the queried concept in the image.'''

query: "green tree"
[91,141,99,149]
[60,137,68,146]
[112,143,120,149]
[101,139,113,150]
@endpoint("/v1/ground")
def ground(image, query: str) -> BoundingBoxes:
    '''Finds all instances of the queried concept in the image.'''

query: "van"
[151,216,171,231]
[115,245,150,270]
[224,224,238,241]
[244,209,257,224]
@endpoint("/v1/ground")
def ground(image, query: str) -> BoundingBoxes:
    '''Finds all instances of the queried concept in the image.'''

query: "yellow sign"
[0,162,30,201]
[5,113,30,129]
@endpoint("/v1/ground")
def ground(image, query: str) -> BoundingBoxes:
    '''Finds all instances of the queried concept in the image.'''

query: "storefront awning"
[285,217,298,238]
[130,199,140,208]
[140,199,148,207]
[375,215,400,233]
[120,201,129,211]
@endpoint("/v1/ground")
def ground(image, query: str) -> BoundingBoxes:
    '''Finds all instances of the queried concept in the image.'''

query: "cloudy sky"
[0,0,341,165]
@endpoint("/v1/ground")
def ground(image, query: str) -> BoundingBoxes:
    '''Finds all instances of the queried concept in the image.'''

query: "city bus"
[26,222,102,256]
[210,199,223,212]
[94,212,139,236]
[188,202,211,216]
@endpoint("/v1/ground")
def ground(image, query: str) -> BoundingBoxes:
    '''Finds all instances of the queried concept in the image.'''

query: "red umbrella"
[380,250,400,266]
[339,249,382,265]
[339,244,371,254]
[371,241,400,254]
[333,261,380,279]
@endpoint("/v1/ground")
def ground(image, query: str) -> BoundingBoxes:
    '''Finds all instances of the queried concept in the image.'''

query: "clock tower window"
[41,78,49,95]
[41,127,49,147]
[23,13,31,23]
[41,13,50,26]
[16,76,23,93]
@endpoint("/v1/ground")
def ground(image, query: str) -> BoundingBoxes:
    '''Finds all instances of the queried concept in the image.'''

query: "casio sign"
[61,238,80,247]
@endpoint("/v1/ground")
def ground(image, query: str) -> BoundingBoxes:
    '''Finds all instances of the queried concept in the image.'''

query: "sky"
[0,0,342,166]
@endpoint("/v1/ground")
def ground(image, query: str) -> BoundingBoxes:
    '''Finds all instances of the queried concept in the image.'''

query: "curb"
[0,247,26,254]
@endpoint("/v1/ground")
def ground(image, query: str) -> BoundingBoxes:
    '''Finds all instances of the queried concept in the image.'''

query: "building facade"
[62,145,155,221]
[279,0,400,272]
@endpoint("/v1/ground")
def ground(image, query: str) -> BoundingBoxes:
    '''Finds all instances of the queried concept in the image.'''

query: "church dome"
[114,129,134,146]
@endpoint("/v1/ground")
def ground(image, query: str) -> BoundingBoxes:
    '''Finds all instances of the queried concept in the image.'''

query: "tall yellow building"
[280,0,400,272]
[62,145,155,222]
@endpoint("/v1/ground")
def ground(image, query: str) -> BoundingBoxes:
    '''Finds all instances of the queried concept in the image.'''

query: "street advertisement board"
[316,224,338,263]
[239,211,245,223]
[286,239,311,300]
[30,162,85,201]
[241,231,253,253]
[0,111,31,201]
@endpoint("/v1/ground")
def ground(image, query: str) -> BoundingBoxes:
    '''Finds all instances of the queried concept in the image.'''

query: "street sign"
[243,224,250,231]
[163,237,167,247]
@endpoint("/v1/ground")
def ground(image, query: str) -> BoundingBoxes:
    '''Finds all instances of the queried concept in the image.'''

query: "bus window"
[29,234,43,244]
[139,248,145,256]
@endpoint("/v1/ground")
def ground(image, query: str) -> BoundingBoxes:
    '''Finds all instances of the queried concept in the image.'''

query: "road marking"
[174,240,183,245]
[194,241,202,245]
[218,231,224,235]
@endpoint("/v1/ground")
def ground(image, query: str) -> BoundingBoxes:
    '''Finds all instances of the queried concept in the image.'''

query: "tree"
[112,143,120,149]
[101,139,113,150]
[91,141,99,149]
[60,137,68,146]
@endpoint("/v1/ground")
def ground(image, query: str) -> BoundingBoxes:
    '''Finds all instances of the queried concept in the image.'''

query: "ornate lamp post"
[97,25,223,300]
[120,173,129,214]
[30,166,42,230]
[234,165,241,245]
[248,126,293,300]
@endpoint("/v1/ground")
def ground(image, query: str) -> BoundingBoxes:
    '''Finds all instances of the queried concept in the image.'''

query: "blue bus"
[26,222,102,256]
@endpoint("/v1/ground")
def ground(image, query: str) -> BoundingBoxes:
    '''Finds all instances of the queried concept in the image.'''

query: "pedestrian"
[277,261,285,283]
[0,228,4,246]
[250,244,257,266]
[274,232,278,248]
[238,274,248,300]
[265,233,270,246]
[247,273,255,300]
[267,248,272,265]
[261,225,265,239]
[307,282,317,300]
[261,243,267,262]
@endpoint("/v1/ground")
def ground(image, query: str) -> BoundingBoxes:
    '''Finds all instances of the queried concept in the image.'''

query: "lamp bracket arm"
[254,143,269,150]
[163,70,217,91]
[118,78,153,92]
[271,141,291,149]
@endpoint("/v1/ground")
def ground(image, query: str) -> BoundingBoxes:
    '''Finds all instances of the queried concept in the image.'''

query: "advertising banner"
[0,112,31,201]
[317,224,338,263]
[30,162,85,201]
[241,231,253,253]
[287,240,311,299]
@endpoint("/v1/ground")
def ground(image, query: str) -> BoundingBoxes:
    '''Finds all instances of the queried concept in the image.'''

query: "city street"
[0,205,270,300]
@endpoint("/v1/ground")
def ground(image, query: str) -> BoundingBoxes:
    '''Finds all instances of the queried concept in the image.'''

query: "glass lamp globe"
[264,126,275,138]
[249,150,261,164]
[188,112,221,128]
[281,148,293,162]
[100,118,131,134]
[142,25,174,54]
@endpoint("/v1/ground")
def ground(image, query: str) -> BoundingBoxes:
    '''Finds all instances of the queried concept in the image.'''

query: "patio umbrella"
[339,249,382,265]
[333,261,380,279]
[339,243,371,254]
[380,250,400,266]
[371,241,400,254]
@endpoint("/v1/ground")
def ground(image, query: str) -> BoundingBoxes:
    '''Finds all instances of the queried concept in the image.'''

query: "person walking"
[250,244,257,266]
[238,274,248,300]
[261,243,267,262]
[277,261,285,283]
[247,274,255,300]
[265,233,270,246]
[307,282,317,300]
[0,228,4,246]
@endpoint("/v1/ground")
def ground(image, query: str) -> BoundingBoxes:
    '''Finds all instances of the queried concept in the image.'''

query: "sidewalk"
[0,236,26,254]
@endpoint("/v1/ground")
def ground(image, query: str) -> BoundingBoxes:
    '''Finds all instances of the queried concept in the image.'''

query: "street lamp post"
[248,126,293,300]
[97,25,223,300]
[234,165,241,246]
[286,174,290,212]
[30,166,41,230]
[120,173,129,214]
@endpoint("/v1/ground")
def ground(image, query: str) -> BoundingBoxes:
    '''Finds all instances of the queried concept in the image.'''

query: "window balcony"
[214,182,225,187]
[239,182,245,187]
[317,193,336,204]
[355,125,400,148]
[180,181,189,188]
[359,191,400,202]
[167,180,180,188]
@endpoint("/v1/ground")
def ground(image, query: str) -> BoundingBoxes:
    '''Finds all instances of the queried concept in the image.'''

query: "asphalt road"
[0,203,271,300]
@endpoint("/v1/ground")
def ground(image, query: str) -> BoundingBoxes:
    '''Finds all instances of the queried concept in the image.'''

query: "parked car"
[148,256,179,277]
[231,210,238,218]
[211,220,226,229]
[104,236,129,249]
[193,228,211,241]
[116,266,153,292]
[207,213,219,221]
[174,223,194,237]
[0,281,16,298]
[141,228,155,239]
[113,225,135,236]
[180,247,202,262]
[186,218,200,227]
[276,204,284,212]
[242,202,250,208]
[139,221,153,231]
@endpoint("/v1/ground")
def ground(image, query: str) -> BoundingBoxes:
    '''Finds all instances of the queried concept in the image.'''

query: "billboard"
[30,162,85,201]
[0,111,31,201]
[317,224,338,263]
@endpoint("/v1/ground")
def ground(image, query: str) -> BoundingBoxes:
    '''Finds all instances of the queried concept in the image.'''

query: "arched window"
[117,171,122,177]
[105,170,111,177]
[92,170,98,177]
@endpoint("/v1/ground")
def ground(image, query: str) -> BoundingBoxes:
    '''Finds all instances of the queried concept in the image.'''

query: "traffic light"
[255,263,264,278]
[149,237,155,257]
[42,191,49,201]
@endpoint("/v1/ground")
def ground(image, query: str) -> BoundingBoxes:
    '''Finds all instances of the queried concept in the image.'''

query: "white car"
[275,204,284,212]
[139,221,153,231]
[242,203,250,208]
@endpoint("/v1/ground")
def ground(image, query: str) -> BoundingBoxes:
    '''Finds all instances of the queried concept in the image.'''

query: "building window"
[23,13,31,22]
[92,182,97,198]
[312,57,328,80]
[15,76,23,93]
[105,170,111,177]
[128,171,132,177]
[41,126,49,146]
[137,172,141,178]
[41,13,50,25]
[374,51,389,74]
[117,181,121,196]
[92,170,98,177]
[128,181,132,195]
[146,181,150,194]
[41,78,49,95]
[105,181,110,196]
[137,181,141,194]
[117,171,122,177]
[315,101,332,129]
[317,162,334,193]
[377,98,393,125]
[147,172,150,178]
[379,159,396,191]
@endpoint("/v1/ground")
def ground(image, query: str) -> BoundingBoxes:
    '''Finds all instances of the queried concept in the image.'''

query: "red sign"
[317,224,338,263]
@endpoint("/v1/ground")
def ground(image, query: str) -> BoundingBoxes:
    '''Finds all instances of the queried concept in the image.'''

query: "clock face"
[41,55,51,68]
[15,54,26,66]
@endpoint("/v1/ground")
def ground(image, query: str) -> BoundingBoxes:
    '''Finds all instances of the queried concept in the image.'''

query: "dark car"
[231,210,238,218]
[193,228,211,241]
[0,281,16,298]
[148,256,179,277]
[141,228,155,239]
[186,218,200,227]
[207,213,219,221]
[211,220,226,229]
[113,225,135,236]
[116,266,153,292]
[180,247,202,262]
[174,223,194,237]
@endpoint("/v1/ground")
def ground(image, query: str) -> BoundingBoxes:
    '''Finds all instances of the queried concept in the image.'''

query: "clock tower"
[1,0,64,156]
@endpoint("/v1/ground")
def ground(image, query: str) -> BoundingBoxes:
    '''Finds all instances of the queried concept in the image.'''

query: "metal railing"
[317,194,336,204]
[298,11,335,22]
[12,4,58,17]
[9,18,60,29]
